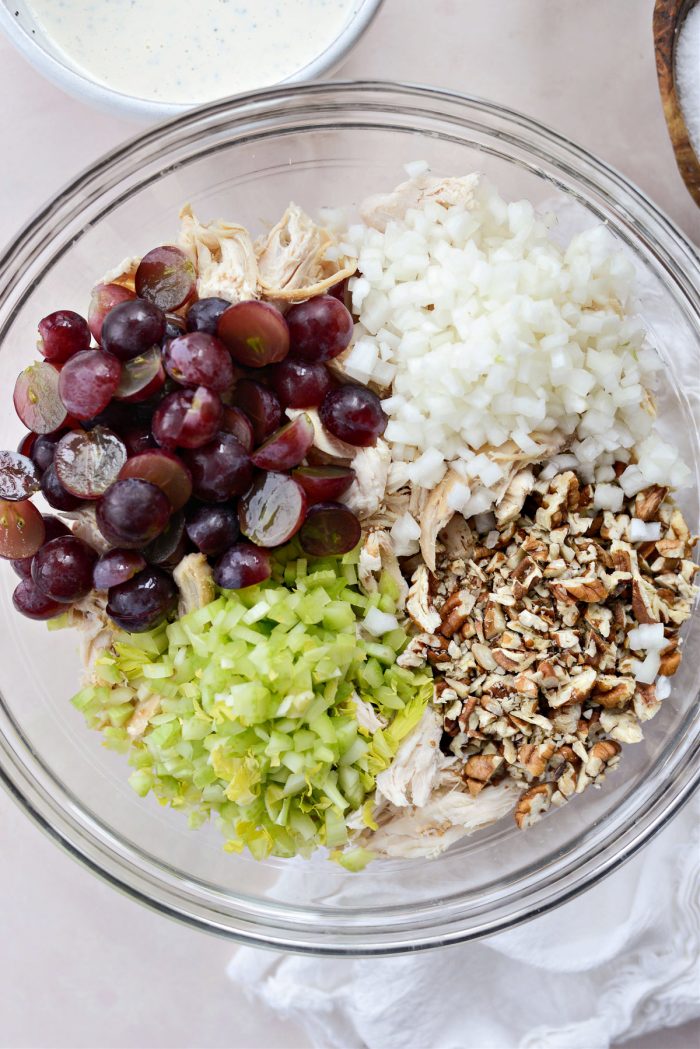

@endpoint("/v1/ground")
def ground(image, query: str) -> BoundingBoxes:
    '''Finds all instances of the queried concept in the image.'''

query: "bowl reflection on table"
[0,82,698,955]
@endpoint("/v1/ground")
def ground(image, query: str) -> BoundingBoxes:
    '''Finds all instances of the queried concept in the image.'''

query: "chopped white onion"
[656,676,672,700]
[629,518,662,542]
[363,608,400,637]
[632,651,661,685]
[627,624,665,651]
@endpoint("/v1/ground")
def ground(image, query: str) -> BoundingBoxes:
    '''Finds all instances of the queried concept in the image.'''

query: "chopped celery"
[69,542,433,866]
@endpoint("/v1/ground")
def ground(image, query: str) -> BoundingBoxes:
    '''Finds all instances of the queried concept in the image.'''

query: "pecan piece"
[515,783,553,829]
[585,739,621,777]
[634,486,667,522]
[462,753,504,796]
[517,740,555,777]
[659,640,681,676]
[592,674,636,709]
[554,576,608,603]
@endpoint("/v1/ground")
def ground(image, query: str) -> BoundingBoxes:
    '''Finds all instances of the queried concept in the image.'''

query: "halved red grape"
[32,535,97,603]
[214,542,271,590]
[231,379,281,445]
[101,299,166,362]
[14,362,68,434]
[328,278,350,307]
[181,433,252,503]
[163,332,235,392]
[88,283,137,343]
[106,566,178,633]
[58,350,122,421]
[319,385,388,447]
[0,451,41,501]
[238,473,307,547]
[30,430,68,473]
[143,510,187,566]
[40,463,83,511]
[251,414,314,472]
[217,300,289,368]
[38,310,91,364]
[186,504,239,556]
[186,297,231,335]
[54,427,127,499]
[96,478,171,548]
[12,578,65,620]
[0,499,45,559]
[12,513,71,579]
[93,549,147,590]
[268,358,332,409]
[220,407,254,453]
[135,246,196,312]
[293,465,356,504]
[299,502,361,557]
[287,295,353,363]
[152,387,223,449]
[118,450,192,510]
[114,347,165,402]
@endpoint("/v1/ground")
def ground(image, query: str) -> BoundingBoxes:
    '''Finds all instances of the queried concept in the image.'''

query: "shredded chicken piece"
[127,696,161,739]
[255,202,356,303]
[178,203,259,303]
[67,591,114,683]
[353,694,387,734]
[360,174,480,231]
[496,467,536,524]
[375,707,445,808]
[420,469,464,572]
[364,782,515,859]
[64,505,113,554]
[343,439,391,519]
[286,408,356,460]
[173,553,215,617]
[100,256,140,288]
[358,528,409,610]
[406,565,441,633]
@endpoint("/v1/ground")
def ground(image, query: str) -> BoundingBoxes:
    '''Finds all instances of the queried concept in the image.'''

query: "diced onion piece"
[629,518,662,542]
[363,608,399,637]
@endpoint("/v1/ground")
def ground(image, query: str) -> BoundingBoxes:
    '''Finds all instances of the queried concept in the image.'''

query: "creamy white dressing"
[24,0,356,104]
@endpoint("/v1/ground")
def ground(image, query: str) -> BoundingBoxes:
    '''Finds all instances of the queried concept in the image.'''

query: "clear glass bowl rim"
[0,80,699,956]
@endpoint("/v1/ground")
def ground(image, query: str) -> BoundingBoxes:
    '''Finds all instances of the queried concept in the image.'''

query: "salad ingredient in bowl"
[0,167,697,871]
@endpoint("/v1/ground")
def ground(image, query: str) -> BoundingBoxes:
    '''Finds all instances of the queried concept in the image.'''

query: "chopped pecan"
[515,783,553,829]
[517,740,555,777]
[462,753,504,796]
[585,739,621,777]
[634,486,667,522]
[592,674,636,709]
[658,640,681,676]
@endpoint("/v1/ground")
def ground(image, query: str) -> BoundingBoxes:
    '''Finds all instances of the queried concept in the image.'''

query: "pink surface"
[0,1,698,1046]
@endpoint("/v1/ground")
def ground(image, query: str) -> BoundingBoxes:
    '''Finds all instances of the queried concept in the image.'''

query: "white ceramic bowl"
[0,0,383,121]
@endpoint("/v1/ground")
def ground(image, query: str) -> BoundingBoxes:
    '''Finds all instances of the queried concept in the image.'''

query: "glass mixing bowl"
[0,82,698,955]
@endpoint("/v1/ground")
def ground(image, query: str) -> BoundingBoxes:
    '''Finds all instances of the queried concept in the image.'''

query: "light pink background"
[0,2,698,1046]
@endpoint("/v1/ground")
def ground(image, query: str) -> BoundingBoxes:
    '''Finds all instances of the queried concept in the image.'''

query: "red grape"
[287,295,353,363]
[268,358,332,408]
[251,414,314,471]
[96,478,171,548]
[101,299,166,361]
[238,473,307,547]
[58,350,122,421]
[114,347,166,402]
[54,427,127,499]
[11,513,71,578]
[30,430,68,473]
[88,283,137,344]
[17,433,37,459]
[220,407,254,453]
[214,542,271,590]
[163,332,235,392]
[151,387,223,449]
[181,432,252,502]
[0,451,41,501]
[186,504,239,556]
[38,310,91,364]
[93,549,147,590]
[106,566,178,632]
[121,422,156,458]
[143,510,187,567]
[293,465,356,504]
[328,278,350,308]
[11,555,34,580]
[217,300,289,367]
[41,463,83,511]
[0,499,45,559]
[118,450,192,510]
[186,297,231,335]
[12,578,65,620]
[32,535,97,603]
[299,502,361,557]
[319,385,388,447]
[14,362,68,434]
[135,246,196,312]
[231,379,281,444]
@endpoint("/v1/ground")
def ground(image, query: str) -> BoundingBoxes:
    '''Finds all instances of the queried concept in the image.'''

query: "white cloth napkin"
[228,795,700,1049]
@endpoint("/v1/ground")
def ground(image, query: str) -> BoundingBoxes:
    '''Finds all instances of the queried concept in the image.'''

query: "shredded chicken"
[100,256,140,289]
[363,782,515,859]
[64,505,114,555]
[178,203,259,303]
[353,694,387,734]
[358,528,409,610]
[286,408,356,461]
[360,173,480,231]
[343,439,391,519]
[255,202,356,303]
[66,591,114,684]
[173,553,216,616]
[127,696,161,739]
[420,469,464,572]
[375,707,445,808]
